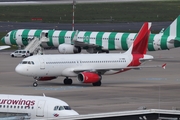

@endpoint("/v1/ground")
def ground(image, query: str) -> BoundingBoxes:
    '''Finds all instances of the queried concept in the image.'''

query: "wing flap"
[73,63,166,74]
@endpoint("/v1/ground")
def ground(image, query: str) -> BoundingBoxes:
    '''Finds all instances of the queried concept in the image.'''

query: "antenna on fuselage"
[43,93,46,97]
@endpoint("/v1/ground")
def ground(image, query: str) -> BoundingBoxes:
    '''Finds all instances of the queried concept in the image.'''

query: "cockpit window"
[22,61,28,64]
[59,106,64,110]
[54,106,71,111]
[54,106,59,110]
[64,106,71,110]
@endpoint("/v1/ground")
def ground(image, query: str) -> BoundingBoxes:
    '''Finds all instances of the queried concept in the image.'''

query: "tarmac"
[0,48,180,114]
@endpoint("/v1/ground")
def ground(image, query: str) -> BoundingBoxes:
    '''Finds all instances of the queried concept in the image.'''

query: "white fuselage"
[0,94,78,119]
[15,53,134,77]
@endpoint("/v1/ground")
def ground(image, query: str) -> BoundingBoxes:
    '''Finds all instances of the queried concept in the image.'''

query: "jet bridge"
[24,32,49,55]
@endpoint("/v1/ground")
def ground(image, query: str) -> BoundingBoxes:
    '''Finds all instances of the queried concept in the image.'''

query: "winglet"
[162,63,166,69]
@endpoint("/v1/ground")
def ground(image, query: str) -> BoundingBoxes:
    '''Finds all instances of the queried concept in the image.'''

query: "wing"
[73,40,102,49]
[72,30,102,49]
[73,63,166,74]
[0,46,10,50]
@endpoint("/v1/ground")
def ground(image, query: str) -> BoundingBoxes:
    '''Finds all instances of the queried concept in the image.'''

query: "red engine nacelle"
[77,72,101,83]
[34,76,57,81]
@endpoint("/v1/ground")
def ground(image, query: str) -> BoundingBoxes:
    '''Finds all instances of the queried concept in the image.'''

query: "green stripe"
[10,30,17,45]
[96,32,104,47]
[108,32,116,50]
[71,31,75,44]
[47,30,54,46]
[59,30,67,44]
[22,29,30,46]
[163,27,170,36]
[160,36,168,50]
[148,34,155,51]
[121,33,129,50]
[1,37,5,44]
[34,30,43,37]
[84,32,92,43]
[177,17,180,37]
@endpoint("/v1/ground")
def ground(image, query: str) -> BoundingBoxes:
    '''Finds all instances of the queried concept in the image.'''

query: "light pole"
[72,0,76,31]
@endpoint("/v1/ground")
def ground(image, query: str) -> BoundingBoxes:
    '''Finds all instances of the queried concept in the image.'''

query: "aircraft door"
[38,58,45,69]
[76,60,82,66]
[36,101,46,117]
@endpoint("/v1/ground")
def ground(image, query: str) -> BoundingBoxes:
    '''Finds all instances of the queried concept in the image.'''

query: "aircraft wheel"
[33,82,38,87]
[92,81,101,86]
[11,54,14,57]
[64,78,72,85]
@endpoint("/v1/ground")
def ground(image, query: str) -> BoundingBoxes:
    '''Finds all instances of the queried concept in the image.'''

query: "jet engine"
[34,76,57,81]
[58,44,81,54]
[77,72,101,83]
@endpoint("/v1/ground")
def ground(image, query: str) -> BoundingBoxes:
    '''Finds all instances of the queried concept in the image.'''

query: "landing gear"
[33,82,38,87]
[92,81,101,86]
[63,77,73,85]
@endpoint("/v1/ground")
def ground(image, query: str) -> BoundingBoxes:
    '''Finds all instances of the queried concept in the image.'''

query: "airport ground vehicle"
[10,50,32,57]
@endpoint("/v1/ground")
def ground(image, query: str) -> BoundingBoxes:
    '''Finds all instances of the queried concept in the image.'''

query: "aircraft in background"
[0,45,10,50]
[1,15,180,54]
[15,22,166,87]
[0,94,79,119]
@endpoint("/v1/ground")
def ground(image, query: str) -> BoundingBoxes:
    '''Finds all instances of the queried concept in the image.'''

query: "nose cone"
[1,37,5,44]
[15,65,25,75]
[61,110,79,116]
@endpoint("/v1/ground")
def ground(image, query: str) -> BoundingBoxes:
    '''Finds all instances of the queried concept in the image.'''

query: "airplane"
[0,45,10,50]
[15,22,166,87]
[0,94,79,119]
[1,15,180,54]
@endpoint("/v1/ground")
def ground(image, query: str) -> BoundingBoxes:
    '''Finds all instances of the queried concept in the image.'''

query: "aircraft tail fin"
[125,22,151,55]
[163,15,180,37]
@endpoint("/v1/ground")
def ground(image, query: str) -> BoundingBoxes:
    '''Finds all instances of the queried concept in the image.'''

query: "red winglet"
[162,63,166,69]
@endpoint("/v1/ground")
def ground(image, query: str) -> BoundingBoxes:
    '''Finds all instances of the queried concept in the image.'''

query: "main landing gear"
[63,77,73,85]
[92,81,101,86]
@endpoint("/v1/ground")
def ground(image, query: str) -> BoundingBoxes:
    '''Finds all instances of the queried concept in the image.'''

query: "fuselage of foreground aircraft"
[0,94,78,119]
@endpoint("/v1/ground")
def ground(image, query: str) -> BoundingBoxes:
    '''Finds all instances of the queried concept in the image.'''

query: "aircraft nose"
[1,37,5,44]
[15,65,25,75]
[67,110,79,115]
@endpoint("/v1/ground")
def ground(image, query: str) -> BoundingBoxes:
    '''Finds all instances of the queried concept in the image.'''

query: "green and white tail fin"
[163,15,180,37]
